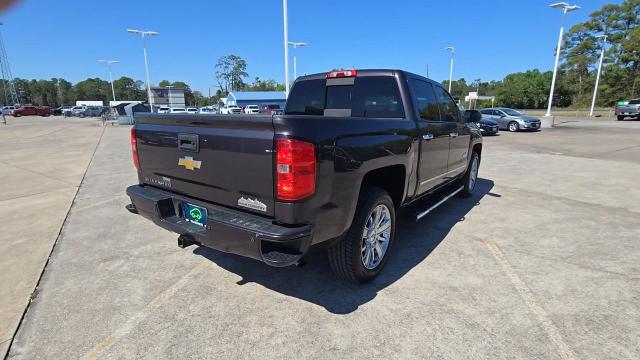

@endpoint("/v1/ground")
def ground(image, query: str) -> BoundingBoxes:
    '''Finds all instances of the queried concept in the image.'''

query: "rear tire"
[328,187,395,283]
[617,115,625,121]
[508,121,519,132]
[459,151,480,198]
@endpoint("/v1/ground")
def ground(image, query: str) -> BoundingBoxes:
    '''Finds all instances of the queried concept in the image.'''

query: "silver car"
[479,108,541,132]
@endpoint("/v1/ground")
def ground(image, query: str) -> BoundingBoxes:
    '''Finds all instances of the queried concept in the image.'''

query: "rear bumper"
[126,185,313,267]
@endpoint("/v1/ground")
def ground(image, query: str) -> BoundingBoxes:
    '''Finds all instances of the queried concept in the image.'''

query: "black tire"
[459,151,480,198]
[79,113,86,118]
[617,115,625,121]
[508,121,519,132]
[328,187,396,283]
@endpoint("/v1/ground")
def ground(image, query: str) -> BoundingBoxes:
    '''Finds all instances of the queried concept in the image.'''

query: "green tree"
[113,77,146,101]
[214,54,248,93]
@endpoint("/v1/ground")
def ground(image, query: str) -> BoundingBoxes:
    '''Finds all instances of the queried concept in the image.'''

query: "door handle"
[422,133,434,141]
[449,132,458,138]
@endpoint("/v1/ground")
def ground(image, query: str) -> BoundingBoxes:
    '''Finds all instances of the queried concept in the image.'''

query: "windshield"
[501,108,522,116]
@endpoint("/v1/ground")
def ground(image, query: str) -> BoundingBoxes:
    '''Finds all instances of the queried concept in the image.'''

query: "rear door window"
[434,86,461,122]
[409,78,440,121]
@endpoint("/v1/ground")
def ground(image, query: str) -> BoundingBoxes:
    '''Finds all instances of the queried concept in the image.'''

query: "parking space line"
[82,262,209,360]
[480,237,578,360]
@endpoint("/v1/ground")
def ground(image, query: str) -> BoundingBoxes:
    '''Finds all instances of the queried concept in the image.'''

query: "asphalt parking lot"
[2,116,640,359]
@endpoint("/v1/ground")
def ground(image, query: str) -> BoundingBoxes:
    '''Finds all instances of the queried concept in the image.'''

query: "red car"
[11,105,50,117]
[259,104,282,114]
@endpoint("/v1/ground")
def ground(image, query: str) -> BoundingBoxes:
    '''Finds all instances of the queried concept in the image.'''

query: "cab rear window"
[285,76,404,118]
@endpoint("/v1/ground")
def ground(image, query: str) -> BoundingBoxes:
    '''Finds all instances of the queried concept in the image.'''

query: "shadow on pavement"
[193,178,495,314]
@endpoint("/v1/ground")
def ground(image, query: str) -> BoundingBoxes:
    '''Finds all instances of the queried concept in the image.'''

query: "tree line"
[3,73,285,108]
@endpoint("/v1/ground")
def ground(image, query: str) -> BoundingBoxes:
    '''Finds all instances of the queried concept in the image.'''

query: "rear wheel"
[508,121,519,132]
[617,115,625,121]
[328,188,395,283]
[459,151,480,198]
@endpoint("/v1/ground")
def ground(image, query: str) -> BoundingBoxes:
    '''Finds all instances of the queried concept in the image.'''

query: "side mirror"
[467,111,482,123]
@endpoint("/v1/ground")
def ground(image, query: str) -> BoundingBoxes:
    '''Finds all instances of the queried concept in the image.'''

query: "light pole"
[165,85,174,108]
[445,47,454,93]
[283,0,289,97]
[287,41,307,80]
[127,28,158,110]
[98,59,119,102]
[589,34,607,117]
[545,2,580,117]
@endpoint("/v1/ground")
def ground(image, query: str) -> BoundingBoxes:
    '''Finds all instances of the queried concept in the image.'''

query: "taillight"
[326,69,357,78]
[276,139,315,201]
[130,127,140,170]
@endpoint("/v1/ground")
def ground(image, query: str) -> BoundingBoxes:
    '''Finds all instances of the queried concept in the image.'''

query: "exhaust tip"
[125,203,138,214]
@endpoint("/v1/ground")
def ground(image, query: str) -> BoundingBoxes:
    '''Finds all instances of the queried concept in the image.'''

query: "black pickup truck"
[126,69,482,282]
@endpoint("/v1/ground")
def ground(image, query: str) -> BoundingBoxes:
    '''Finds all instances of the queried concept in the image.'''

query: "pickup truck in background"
[615,99,640,120]
[126,69,483,282]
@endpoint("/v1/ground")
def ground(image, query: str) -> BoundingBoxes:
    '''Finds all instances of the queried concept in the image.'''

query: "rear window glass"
[285,76,404,118]
[326,85,353,109]
[285,79,326,115]
[629,99,640,104]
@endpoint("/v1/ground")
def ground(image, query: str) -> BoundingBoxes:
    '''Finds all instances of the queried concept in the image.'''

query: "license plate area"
[182,202,207,226]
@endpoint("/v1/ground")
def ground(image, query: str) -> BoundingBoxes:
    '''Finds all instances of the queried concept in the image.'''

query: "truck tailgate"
[134,114,275,217]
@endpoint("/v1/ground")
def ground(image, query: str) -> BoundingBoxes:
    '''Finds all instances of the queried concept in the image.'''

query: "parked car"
[480,108,541,132]
[73,106,104,118]
[2,106,16,115]
[259,104,281,114]
[126,69,482,282]
[243,104,260,114]
[169,107,187,114]
[51,107,63,116]
[65,106,84,116]
[463,110,499,135]
[60,105,74,116]
[198,107,217,114]
[219,104,241,114]
[615,99,640,121]
[186,107,199,114]
[11,105,50,117]
[157,107,170,114]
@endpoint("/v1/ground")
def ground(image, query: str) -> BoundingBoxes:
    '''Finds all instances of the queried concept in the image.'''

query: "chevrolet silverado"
[126,69,483,282]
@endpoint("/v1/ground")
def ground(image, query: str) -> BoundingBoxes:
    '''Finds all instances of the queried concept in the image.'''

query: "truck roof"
[296,69,437,84]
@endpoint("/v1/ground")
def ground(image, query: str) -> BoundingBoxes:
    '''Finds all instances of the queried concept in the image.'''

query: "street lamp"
[98,59,120,102]
[545,2,580,117]
[127,28,159,110]
[282,0,289,97]
[288,41,307,80]
[444,47,455,93]
[589,34,607,117]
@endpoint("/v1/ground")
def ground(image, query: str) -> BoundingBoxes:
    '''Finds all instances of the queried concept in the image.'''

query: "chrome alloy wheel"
[468,155,479,192]
[361,204,392,270]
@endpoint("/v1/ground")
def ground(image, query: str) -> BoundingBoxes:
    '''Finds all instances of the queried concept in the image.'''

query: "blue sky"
[3,0,611,94]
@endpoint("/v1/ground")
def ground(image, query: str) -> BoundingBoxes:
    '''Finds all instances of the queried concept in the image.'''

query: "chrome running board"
[415,186,464,221]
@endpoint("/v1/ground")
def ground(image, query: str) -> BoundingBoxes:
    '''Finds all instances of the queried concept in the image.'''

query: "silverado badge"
[238,197,267,212]
[178,156,202,171]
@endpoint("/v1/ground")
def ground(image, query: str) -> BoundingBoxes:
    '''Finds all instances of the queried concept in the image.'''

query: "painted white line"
[481,237,578,360]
